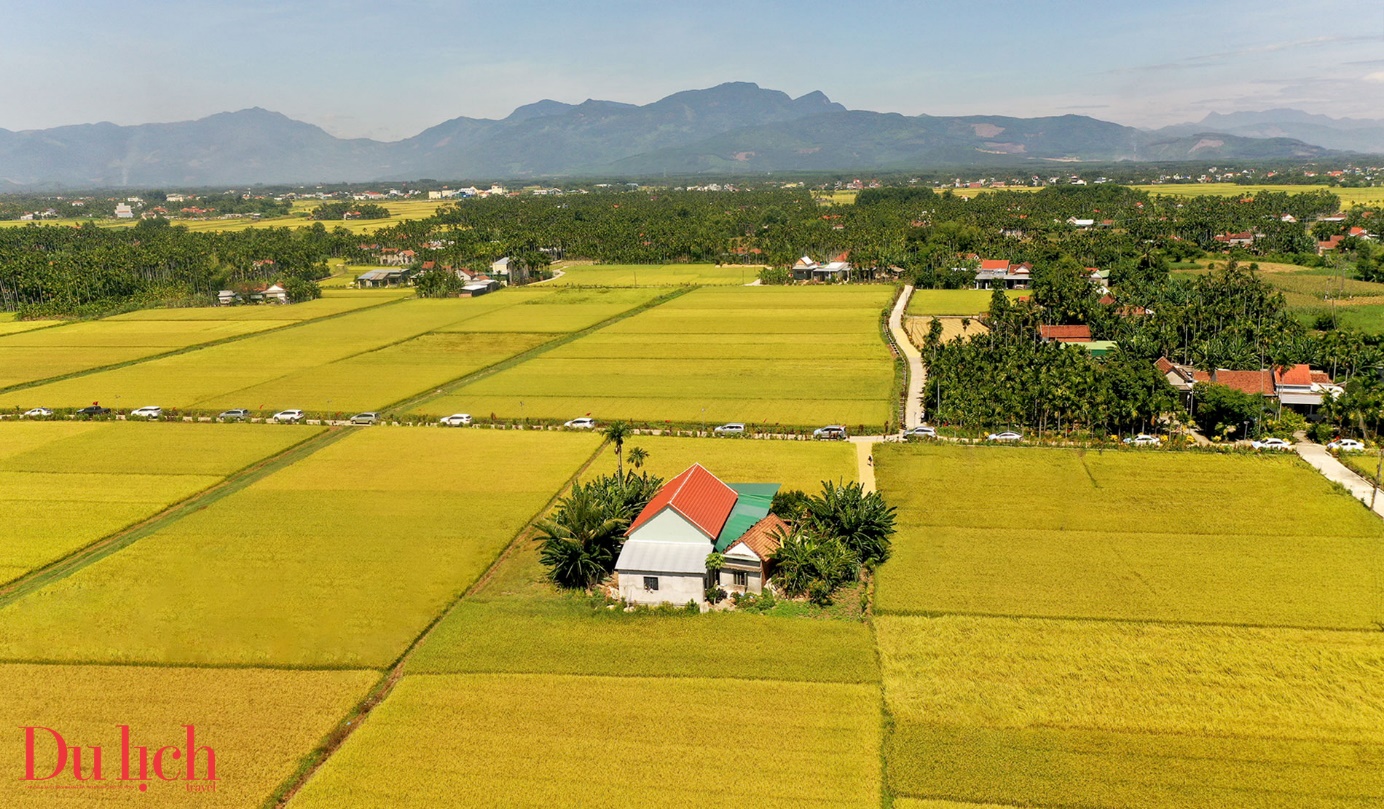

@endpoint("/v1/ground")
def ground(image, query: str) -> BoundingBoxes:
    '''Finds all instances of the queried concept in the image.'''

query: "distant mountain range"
[0,83,1368,189]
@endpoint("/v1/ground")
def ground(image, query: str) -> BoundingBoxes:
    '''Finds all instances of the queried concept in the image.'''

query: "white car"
[564,417,596,429]
[986,431,1023,442]
[904,425,937,438]
[714,423,745,435]
[439,413,472,427]
[22,407,52,418]
[812,425,849,441]
[1123,434,1161,446]
[270,409,305,424]
[1327,438,1366,453]
[1251,437,1293,451]
[129,406,162,419]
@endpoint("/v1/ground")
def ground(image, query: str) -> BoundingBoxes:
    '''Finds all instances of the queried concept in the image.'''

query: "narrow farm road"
[1295,442,1384,519]
[851,437,877,492]
[889,285,924,430]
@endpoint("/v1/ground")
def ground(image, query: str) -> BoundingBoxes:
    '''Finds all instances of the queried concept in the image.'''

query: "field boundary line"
[873,608,1384,634]
[264,437,611,808]
[0,295,410,397]
[0,426,350,610]
[382,286,694,415]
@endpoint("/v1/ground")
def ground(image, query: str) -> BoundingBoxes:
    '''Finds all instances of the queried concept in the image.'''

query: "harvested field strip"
[0,429,602,667]
[0,422,327,589]
[0,662,378,808]
[878,615,1384,808]
[289,673,883,809]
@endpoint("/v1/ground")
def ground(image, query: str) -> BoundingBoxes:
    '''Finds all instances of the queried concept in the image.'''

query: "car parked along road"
[439,413,472,427]
[270,409,305,424]
[564,417,596,429]
[129,406,162,420]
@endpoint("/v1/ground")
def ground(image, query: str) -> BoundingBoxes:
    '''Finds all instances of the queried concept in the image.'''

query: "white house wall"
[628,508,710,544]
[618,570,706,606]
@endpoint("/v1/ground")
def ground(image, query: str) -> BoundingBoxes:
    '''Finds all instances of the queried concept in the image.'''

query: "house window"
[643,576,659,591]
[732,571,747,587]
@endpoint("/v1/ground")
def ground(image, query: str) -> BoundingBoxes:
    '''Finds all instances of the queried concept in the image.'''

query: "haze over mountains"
[0,83,1373,189]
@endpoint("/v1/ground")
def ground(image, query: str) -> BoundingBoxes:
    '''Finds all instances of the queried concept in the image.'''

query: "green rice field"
[0,421,318,585]
[416,286,897,429]
[873,443,1384,628]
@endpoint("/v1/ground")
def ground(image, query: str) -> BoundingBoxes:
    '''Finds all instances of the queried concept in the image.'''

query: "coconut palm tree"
[627,446,648,471]
[603,421,631,476]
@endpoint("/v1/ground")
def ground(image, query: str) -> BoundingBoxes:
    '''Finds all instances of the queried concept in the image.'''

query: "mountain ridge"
[0,83,1358,188]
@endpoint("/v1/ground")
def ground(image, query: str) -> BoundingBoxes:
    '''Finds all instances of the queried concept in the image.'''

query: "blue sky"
[3,0,1381,139]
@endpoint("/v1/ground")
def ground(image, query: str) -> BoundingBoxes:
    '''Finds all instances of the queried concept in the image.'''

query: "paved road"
[888,285,925,430]
[1295,442,1384,518]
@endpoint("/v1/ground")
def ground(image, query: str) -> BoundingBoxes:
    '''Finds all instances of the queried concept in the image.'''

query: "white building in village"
[615,464,784,607]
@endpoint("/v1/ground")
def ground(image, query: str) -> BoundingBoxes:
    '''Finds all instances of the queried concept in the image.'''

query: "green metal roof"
[715,482,780,551]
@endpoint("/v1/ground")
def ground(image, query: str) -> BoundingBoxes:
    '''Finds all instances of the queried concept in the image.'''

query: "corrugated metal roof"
[626,464,738,539]
[715,482,780,551]
[615,539,711,574]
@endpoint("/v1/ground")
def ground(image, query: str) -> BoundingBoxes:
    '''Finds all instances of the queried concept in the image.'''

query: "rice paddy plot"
[0,429,601,667]
[432,287,665,333]
[416,286,896,430]
[1129,183,1384,207]
[0,297,507,410]
[106,289,409,321]
[906,289,1021,316]
[0,662,377,808]
[878,615,1384,809]
[0,422,318,585]
[547,262,752,286]
[873,443,1384,627]
[0,316,62,336]
[591,434,859,491]
[289,673,882,809]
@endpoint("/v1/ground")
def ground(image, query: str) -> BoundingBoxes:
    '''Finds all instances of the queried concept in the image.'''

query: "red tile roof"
[979,259,1010,271]
[1274,364,1313,387]
[1039,324,1092,342]
[1209,369,1274,396]
[626,463,738,539]
[1310,370,1334,385]
[731,514,790,561]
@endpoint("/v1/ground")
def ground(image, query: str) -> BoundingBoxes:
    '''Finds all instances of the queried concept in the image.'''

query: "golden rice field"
[0,199,448,234]
[873,443,1384,628]
[878,615,1384,808]
[905,288,1022,316]
[0,422,317,585]
[0,663,377,807]
[0,288,661,413]
[0,291,403,393]
[546,262,753,286]
[416,286,896,429]
[290,673,883,809]
[0,428,601,667]
[410,434,873,681]
[1266,271,1384,309]
[1130,183,1384,207]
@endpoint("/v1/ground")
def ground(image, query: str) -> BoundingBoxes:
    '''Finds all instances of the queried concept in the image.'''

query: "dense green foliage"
[312,202,391,220]
[534,471,664,588]
[0,219,337,316]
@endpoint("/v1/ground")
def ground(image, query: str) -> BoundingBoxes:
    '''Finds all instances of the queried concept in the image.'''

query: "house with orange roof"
[615,464,783,606]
